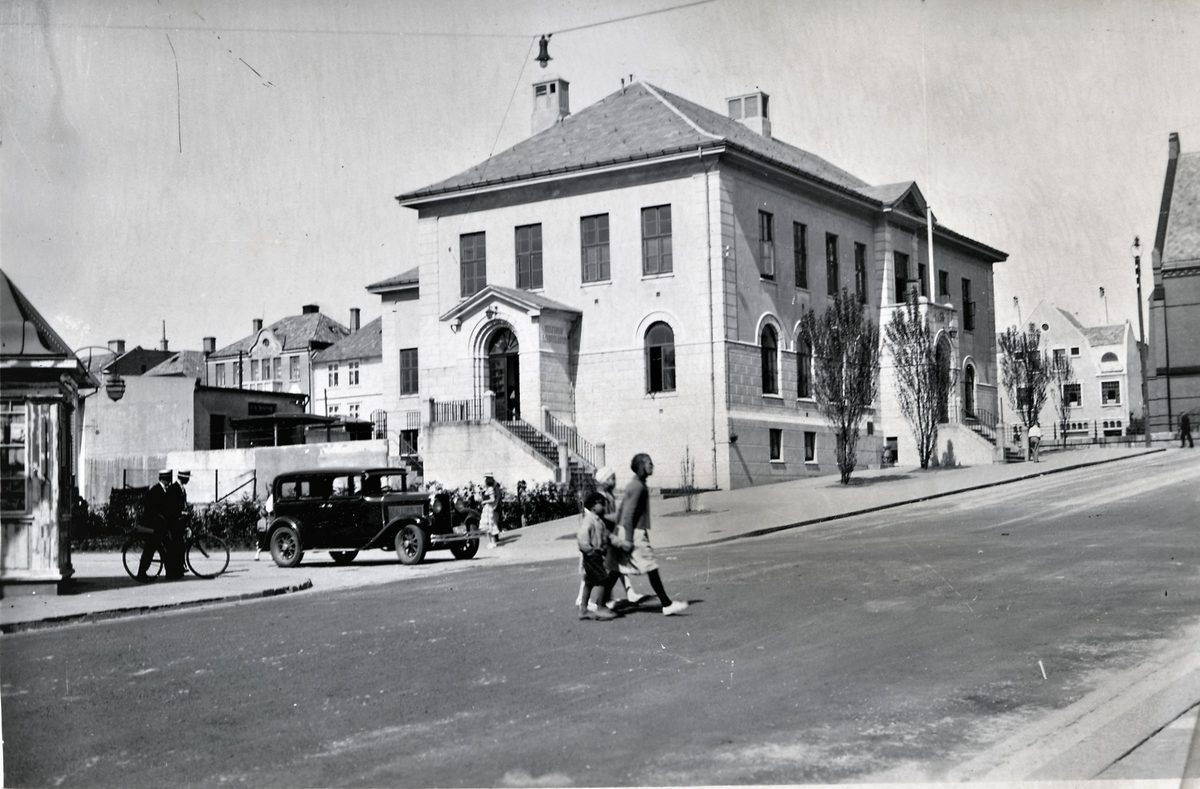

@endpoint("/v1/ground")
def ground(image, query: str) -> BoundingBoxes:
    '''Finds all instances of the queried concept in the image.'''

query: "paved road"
[3,452,1199,787]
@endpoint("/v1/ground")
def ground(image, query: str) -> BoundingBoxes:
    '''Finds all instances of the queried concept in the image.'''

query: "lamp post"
[1133,238,1151,446]
[73,346,126,402]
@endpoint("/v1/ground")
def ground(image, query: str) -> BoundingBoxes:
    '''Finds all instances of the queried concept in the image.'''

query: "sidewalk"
[1,444,1164,633]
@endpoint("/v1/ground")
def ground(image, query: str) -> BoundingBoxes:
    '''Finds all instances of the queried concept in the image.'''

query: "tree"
[998,323,1051,429]
[799,288,880,484]
[1048,351,1076,446]
[884,293,951,469]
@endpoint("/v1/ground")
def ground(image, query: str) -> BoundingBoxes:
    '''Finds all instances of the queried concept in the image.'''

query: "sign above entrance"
[540,324,568,346]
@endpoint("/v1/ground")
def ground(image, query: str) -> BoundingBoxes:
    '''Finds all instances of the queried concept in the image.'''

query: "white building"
[311,315,385,427]
[1023,301,1144,440]
[387,77,1006,489]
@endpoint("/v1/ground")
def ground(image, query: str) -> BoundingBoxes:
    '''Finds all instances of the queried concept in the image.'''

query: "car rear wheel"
[450,539,479,561]
[395,524,427,565]
[330,551,358,565]
[270,526,303,568]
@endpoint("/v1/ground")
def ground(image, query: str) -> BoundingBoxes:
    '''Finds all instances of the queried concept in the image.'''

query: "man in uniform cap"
[137,470,173,581]
[165,470,192,577]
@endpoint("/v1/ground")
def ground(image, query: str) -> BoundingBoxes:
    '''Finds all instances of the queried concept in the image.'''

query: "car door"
[321,473,366,547]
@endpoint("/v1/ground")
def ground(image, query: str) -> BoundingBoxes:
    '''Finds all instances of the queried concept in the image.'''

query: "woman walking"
[480,473,500,548]
[575,466,644,611]
[618,453,688,616]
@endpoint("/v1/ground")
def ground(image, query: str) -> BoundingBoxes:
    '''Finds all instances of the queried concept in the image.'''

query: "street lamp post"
[73,346,127,402]
[1133,238,1151,447]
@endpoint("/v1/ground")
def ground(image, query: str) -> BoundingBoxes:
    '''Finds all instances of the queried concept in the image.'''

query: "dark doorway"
[488,328,520,421]
[935,338,952,424]
[963,363,976,417]
[209,414,227,450]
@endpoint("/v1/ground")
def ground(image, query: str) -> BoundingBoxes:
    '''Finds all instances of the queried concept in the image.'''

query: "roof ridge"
[638,82,722,141]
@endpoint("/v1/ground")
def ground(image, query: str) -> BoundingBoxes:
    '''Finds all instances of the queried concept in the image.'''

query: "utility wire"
[549,0,718,35]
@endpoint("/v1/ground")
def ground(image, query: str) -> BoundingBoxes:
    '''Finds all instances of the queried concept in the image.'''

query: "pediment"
[440,285,580,325]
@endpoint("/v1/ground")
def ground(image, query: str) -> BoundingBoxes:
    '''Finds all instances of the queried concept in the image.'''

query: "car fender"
[268,516,303,542]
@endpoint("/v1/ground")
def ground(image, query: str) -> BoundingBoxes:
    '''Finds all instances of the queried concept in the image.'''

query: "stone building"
[388,77,1006,489]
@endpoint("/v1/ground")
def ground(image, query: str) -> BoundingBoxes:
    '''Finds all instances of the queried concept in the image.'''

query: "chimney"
[531,75,570,136]
[160,320,169,351]
[1169,131,1180,161]
[203,337,216,354]
[350,308,361,333]
[253,318,263,333]
[108,339,126,355]
[302,304,320,315]
[726,91,771,139]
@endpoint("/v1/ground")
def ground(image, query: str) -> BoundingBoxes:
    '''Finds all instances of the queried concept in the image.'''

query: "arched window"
[797,338,812,399]
[761,325,779,395]
[645,322,675,393]
[1101,352,1118,363]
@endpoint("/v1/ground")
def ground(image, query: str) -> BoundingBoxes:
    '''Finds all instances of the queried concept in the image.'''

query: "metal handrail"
[544,412,599,468]
[431,398,484,424]
[962,406,997,443]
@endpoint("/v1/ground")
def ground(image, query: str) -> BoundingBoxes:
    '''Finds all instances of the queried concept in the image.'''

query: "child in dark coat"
[577,492,617,620]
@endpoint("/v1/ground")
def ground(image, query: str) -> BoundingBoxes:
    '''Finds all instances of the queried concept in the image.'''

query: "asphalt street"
[3,452,1199,787]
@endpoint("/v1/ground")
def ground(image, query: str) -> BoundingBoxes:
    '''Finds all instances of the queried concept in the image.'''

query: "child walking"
[577,492,618,621]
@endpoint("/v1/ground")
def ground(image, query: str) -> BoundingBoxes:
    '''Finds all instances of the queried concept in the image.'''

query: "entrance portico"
[440,285,581,428]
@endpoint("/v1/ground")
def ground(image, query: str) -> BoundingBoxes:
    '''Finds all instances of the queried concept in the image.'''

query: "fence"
[431,398,484,424]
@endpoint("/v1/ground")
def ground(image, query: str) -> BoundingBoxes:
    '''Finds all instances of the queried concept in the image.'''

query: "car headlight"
[432,499,443,514]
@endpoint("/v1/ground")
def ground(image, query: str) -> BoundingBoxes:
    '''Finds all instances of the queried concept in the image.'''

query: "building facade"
[311,315,385,424]
[1023,302,1144,440]
[391,79,1005,489]
[1147,133,1200,432]
[205,305,351,405]
[367,268,423,455]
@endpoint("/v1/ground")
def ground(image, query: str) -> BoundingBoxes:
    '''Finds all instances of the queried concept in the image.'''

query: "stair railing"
[543,411,600,469]
[962,406,998,444]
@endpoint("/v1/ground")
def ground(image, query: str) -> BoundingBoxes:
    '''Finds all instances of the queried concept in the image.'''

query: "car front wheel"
[270,526,303,568]
[450,539,479,561]
[395,524,428,565]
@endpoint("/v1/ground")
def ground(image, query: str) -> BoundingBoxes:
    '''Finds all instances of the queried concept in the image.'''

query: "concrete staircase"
[498,420,591,487]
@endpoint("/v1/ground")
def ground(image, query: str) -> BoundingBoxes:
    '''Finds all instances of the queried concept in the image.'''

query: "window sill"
[646,390,679,399]
[769,459,785,465]
[641,272,675,281]
[581,280,612,289]
[762,393,784,401]
[804,460,819,466]
[796,397,816,405]
[760,277,777,286]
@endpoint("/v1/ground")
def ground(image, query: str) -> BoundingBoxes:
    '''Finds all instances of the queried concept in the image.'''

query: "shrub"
[72,493,264,552]
[424,479,587,530]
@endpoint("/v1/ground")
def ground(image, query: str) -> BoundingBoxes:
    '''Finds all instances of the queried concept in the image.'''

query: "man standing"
[1181,413,1194,449]
[138,470,173,581]
[618,453,688,616]
[165,470,192,578]
[1028,422,1043,463]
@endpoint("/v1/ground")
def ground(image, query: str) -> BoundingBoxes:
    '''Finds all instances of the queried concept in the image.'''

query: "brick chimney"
[727,91,771,139]
[302,304,319,315]
[350,308,361,333]
[531,75,570,136]
[253,318,263,333]
[107,339,126,355]
[203,337,216,354]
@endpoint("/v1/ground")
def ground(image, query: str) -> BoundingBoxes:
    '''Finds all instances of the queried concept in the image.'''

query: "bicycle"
[122,523,230,581]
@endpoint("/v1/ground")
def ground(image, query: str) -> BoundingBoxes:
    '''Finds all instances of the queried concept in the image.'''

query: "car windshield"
[360,472,408,495]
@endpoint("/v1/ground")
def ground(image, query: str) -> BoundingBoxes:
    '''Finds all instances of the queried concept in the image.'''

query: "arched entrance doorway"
[963,362,976,417]
[487,328,520,421]
[935,337,952,424]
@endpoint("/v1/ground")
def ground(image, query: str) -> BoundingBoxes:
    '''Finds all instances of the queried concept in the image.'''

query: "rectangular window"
[641,205,673,275]
[797,343,812,399]
[328,405,340,416]
[758,211,775,279]
[580,214,610,283]
[894,252,910,303]
[793,222,808,289]
[328,363,339,388]
[918,262,928,298]
[1101,381,1121,405]
[348,360,360,386]
[399,349,419,396]
[460,232,487,298]
[290,355,300,381]
[938,270,950,297]
[214,363,226,387]
[854,242,867,304]
[804,431,816,462]
[1063,382,1081,406]
[273,357,281,381]
[1,401,27,512]
[251,359,261,382]
[515,224,543,290]
[349,403,360,420]
[769,428,782,461]
[962,278,975,331]
[826,233,839,297]
[1052,348,1067,370]
[1070,346,1080,357]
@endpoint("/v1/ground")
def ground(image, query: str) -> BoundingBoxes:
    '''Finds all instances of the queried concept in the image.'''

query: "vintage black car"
[261,467,483,567]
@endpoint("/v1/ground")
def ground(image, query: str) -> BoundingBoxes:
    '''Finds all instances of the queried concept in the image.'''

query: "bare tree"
[1048,351,1076,446]
[799,288,880,485]
[884,293,951,469]
[998,323,1052,429]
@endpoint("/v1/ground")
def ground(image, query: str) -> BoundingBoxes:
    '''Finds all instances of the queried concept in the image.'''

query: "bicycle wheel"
[186,533,230,578]
[122,534,164,581]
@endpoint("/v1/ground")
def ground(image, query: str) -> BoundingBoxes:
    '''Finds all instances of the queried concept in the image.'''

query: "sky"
[3,0,1199,356]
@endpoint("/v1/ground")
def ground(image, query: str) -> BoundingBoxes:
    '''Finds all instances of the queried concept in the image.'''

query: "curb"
[0,579,314,634]
[684,448,1166,549]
